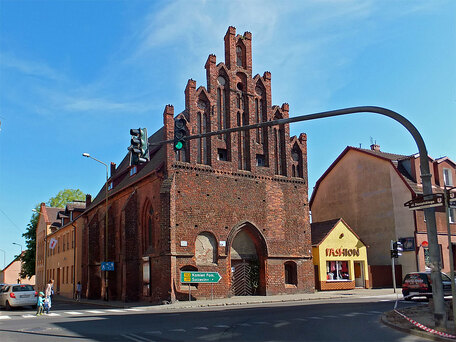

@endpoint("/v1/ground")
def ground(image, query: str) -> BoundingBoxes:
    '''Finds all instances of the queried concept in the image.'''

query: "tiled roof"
[66,201,86,211]
[44,207,62,227]
[311,218,341,246]
[350,147,410,161]
[86,127,165,211]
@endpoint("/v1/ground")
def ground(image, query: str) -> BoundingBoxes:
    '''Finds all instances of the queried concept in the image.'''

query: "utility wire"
[0,208,24,233]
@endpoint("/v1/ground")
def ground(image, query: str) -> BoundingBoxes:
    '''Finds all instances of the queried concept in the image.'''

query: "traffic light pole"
[151,105,446,329]
[391,240,397,294]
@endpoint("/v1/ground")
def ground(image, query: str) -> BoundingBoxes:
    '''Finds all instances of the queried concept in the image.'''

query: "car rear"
[402,273,431,300]
[3,284,37,309]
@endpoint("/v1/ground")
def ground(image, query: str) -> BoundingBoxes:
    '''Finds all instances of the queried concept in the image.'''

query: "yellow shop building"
[311,218,370,290]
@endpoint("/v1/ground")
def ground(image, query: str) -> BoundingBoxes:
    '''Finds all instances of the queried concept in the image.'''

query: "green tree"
[20,189,86,279]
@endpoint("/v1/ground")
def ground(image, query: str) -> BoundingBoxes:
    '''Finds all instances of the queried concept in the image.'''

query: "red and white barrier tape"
[394,309,456,339]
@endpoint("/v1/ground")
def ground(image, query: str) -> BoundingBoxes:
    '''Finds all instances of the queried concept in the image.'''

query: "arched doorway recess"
[228,222,267,296]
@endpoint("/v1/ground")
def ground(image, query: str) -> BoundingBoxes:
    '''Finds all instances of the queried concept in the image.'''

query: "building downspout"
[71,223,77,299]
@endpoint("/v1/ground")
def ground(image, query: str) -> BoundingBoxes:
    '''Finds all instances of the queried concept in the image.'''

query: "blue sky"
[0,0,455,268]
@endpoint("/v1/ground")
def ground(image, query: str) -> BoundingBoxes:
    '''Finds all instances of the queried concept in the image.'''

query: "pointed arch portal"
[228,222,267,296]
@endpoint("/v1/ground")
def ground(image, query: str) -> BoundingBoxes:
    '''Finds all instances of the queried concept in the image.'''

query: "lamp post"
[33,208,48,288]
[82,152,109,301]
[12,242,22,254]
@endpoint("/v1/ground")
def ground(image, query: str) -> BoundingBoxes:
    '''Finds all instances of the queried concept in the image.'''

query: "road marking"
[273,321,290,328]
[253,321,269,325]
[65,311,83,315]
[85,310,104,314]
[293,318,307,321]
[379,299,391,302]
[309,316,323,320]
[0,316,11,320]
[169,328,186,332]
[46,313,60,316]
[368,311,382,314]
[343,313,357,317]
[22,314,35,318]
[105,309,125,313]
[194,326,209,330]
[214,324,230,328]
[125,308,144,312]
[323,315,337,318]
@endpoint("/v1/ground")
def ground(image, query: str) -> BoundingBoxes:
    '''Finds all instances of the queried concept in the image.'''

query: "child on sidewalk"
[36,292,44,316]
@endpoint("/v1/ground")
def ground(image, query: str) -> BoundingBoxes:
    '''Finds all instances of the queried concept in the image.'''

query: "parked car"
[0,284,37,310]
[402,271,452,300]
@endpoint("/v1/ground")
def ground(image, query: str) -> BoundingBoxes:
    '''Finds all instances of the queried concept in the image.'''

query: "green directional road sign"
[180,271,222,283]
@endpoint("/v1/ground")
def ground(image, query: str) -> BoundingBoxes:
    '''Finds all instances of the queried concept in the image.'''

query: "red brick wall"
[81,26,313,303]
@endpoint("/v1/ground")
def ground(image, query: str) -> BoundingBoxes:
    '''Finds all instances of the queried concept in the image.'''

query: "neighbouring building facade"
[79,26,313,303]
[310,144,456,287]
[1,252,35,285]
[35,201,86,296]
[311,218,369,290]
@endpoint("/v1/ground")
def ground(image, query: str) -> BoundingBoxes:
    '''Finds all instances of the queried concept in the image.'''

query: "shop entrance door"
[354,262,364,288]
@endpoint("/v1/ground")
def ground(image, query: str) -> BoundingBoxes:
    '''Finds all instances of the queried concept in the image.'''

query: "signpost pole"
[211,283,214,300]
[444,187,456,333]
[189,284,191,302]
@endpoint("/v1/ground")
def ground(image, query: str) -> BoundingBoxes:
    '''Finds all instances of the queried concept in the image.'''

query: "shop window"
[326,261,350,281]
[450,208,455,224]
[284,261,297,285]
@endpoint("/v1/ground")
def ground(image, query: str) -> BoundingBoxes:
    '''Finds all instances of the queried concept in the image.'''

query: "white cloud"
[0,53,65,82]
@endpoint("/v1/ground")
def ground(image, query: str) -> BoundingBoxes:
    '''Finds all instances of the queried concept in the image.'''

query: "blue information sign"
[101,262,114,271]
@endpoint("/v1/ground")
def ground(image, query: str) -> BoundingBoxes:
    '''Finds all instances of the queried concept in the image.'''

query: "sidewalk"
[54,287,398,310]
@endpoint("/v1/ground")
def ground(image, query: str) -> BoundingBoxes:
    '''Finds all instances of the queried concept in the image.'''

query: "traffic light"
[174,118,187,151]
[129,128,149,165]
[391,241,403,258]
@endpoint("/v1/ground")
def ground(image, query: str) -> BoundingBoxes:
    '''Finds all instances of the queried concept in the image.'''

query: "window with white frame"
[443,168,453,186]
[450,208,455,224]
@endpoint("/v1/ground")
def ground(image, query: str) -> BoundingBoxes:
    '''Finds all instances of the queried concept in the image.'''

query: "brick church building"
[81,26,313,302]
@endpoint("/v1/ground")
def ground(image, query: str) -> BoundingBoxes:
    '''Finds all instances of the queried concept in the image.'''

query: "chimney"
[370,144,380,151]
[110,162,116,177]
[85,194,92,207]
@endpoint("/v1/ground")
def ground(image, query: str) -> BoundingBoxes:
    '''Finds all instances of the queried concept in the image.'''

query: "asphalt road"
[0,297,426,341]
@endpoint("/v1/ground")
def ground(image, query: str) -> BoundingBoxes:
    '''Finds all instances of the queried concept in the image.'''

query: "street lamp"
[82,152,110,301]
[12,242,22,254]
[33,208,48,287]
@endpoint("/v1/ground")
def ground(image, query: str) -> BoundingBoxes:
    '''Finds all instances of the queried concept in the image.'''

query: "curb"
[381,311,454,342]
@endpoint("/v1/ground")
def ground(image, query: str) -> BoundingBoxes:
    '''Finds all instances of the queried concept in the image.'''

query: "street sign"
[404,193,444,210]
[449,192,456,209]
[180,271,221,283]
[101,262,114,271]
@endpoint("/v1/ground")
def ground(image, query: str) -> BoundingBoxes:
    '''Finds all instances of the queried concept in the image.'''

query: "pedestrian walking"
[36,292,44,316]
[75,281,82,302]
[43,296,51,314]
[45,279,54,313]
